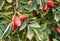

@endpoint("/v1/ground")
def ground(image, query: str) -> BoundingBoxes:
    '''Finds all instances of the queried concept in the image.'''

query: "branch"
[16,0,18,9]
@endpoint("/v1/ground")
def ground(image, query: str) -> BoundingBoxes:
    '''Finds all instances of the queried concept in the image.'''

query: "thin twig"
[12,7,16,21]
[16,0,18,9]
[17,11,22,15]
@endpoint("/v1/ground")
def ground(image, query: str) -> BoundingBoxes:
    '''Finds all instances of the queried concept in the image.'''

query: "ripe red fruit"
[14,17,21,27]
[42,4,48,11]
[12,21,16,32]
[12,17,21,32]
[56,28,60,34]
[19,14,27,21]
[47,1,55,8]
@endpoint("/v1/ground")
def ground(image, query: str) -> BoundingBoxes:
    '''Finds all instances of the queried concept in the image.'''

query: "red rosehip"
[42,4,48,11]
[19,14,27,21]
[14,17,21,27]
[12,21,16,32]
[12,17,21,32]
[47,1,55,8]
[56,28,60,33]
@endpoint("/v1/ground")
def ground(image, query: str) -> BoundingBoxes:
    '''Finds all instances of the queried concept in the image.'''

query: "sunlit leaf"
[54,11,60,22]
[6,0,12,3]
[33,28,43,41]
[0,1,5,10]
[27,26,34,40]
[19,22,27,31]
[28,22,40,28]
[1,23,12,38]
[24,0,37,11]
[40,23,47,31]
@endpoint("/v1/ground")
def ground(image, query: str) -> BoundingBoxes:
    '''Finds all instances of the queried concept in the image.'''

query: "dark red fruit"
[19,14,27,21]
[56,28,60,34]
[42,4,48,11]
[47,1,55,8]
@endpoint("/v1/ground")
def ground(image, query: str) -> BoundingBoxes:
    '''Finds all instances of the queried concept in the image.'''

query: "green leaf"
[0,30,3,38]
[19,22,27,31]
[24,0,37,11]
[20,0,29,4]
[57,23,60,28]
[36,38,40,41]
[0,11,13,15]
[6,0,12,3]
[56,6,60,12]
[0,1,5,10]
[53,38,58,41]
[40,23,47,31]
[33,28,43,41]
[36,0,43,9]
[27,26,34,40]
[54,11,60,22]
[1,14,11,21]
[28,22,40,28]
[1,23,12,38]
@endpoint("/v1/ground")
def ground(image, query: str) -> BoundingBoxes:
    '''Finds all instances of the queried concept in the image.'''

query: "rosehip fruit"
[47,1,55,8]
[14,17,21,27]
[42,4,48,11]
[56,28,60,34]
[12,20,16,32]
[19,14,27,21]
[12,17,21,32]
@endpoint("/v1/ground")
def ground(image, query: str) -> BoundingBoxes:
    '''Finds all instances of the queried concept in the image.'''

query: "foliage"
[0,0,60,41]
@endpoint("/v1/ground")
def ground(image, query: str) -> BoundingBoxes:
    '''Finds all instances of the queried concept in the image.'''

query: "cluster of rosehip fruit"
[43,0,60,34]
[43,0,55,10]
[11,0,60,34]
[12,14,27,32]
